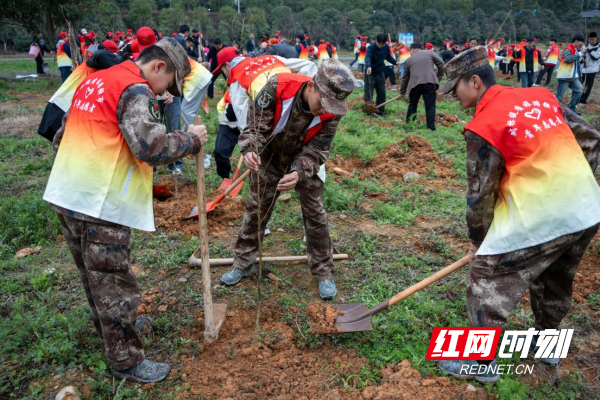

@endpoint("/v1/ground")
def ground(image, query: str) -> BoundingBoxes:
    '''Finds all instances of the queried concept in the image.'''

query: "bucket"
[29,44,40,59]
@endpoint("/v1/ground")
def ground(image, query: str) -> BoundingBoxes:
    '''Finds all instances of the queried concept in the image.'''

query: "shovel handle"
[194,115,216,336]
[375,94,402,109]
[388,255,470,307]
[231,155,243,181]
[223,169,250,197]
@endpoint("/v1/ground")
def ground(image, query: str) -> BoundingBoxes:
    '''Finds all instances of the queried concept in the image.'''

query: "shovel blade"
[204,303,227,344]
[218,178,233,191]
[331,304,373,333]
[185,206,199,219]
[206,200,217,213]
[228,181,245,196]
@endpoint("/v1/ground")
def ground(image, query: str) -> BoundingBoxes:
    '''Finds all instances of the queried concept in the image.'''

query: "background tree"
[128,0,157,30]
[159,6,184,34]
[271,6,294,33]
[96,0,125,34]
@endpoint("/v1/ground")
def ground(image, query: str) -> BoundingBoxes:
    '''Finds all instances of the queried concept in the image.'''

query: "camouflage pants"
[232,166,334,280]
[56,213,144,370]
[468,224,599,330]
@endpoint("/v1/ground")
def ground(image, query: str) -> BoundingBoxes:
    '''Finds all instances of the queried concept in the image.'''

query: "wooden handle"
[388,256,470,307]
[194,115,216,335]
[189,253,349,267]
[222,169,250,197]
[235,155,244,170]
[375,94,402,109]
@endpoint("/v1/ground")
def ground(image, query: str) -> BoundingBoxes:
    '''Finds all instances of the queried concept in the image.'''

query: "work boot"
[220,266,255,286]
[318,279,337,300]
[112,359,171,383]
[135,315,155,336]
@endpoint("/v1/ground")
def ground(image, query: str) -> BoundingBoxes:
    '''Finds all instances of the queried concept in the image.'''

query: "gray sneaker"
[318,279,337,300]
[474,361,500,383]
[112,359,171,383]
[220,266,255,286]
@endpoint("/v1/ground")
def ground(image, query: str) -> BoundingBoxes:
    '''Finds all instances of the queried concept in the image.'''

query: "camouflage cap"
[154,38,191,97]
[439,46,489,95]
[314,59,356,116]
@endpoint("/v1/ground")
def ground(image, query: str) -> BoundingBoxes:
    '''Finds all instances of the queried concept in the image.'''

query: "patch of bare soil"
[360,135,457,183]
[572,234,600,303]
[307,302,343,334]
[179,308,488,399]
[153,176,246,238]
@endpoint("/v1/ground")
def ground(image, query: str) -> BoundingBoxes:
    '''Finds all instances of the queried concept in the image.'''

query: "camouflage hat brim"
[321,95,348,116]
[439,75,461,95]
[170,69,183,98]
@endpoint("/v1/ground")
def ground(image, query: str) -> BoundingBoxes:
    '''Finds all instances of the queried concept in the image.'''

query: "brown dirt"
[360,135,457,183]
[179,308,488,399]
[306,302,343,334]
[153,177,246,237]
[416,113,463,127]
[572,235,600,303]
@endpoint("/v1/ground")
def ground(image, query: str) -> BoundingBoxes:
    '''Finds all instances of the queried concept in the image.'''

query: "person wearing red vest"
[437,46,600,382]
[219,60,356,300]
[56,32,72,82]
[43,39,207,383]
[535,38,561,86]
[514,37,544,87]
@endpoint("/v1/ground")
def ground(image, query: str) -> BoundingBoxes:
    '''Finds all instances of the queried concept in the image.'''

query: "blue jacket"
[365,43,397,73]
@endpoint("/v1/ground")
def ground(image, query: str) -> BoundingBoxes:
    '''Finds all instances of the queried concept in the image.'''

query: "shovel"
[193,115,227,344]
[332,256,470,333]
[218,155,244,192]
[185,166,250,219]
[362,94,402,114]
[153,184,172,200]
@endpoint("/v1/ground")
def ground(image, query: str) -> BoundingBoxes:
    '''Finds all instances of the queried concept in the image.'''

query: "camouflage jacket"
[238,77,341,181]
[465,104,600,246]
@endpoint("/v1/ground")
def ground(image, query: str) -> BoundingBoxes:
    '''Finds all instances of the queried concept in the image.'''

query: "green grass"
[0,59,59,74]
[1,73,598,399]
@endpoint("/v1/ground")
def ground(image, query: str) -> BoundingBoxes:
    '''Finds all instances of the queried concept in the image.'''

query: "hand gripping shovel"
[193,115,226,344]
[332,256,470,333]
[185,169,250,219]
[218,155,244,192]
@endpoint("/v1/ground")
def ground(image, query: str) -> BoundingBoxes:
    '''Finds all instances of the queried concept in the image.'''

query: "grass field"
[1,58,599,399]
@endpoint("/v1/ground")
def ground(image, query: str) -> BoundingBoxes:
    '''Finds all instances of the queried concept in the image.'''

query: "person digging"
[219,59,356,300]
[43,39,208,383]
[437,46,600,383]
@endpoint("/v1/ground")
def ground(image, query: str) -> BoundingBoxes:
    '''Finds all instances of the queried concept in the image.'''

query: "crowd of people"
[34,21,600,387]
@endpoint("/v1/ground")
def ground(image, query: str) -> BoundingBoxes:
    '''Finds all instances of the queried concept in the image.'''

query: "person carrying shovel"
[43,39,207,383]
[219,59,355,300]
[437,46,600,383]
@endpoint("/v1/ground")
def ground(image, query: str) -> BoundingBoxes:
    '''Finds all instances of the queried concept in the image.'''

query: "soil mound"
[180,308,488,399]
[153,177,246,237]
[361,135,456,182]
[307,302,343,334]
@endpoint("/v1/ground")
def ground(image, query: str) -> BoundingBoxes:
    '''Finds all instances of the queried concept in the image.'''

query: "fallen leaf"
[15,246,42,258]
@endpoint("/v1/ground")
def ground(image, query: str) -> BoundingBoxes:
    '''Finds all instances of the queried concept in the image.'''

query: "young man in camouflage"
[437,46,600,383]
[43,39,207,383]
[219,59,355,300]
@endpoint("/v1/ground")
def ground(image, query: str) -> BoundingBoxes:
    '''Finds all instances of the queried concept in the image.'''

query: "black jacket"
[366,43,397,73]
[515,46,544,73]
[265,40,297,59]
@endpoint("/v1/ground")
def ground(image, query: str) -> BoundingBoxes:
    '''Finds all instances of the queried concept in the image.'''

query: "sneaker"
[532,84,540,87]
[437,360,478,380]
[220,266,255,286]
[112,359,171,383]
[474,361,500,383]
[264,225,271,236]
[529,336,560,365]
[318,279,337,300]
[135,315,155,336]
[172,167,183,175]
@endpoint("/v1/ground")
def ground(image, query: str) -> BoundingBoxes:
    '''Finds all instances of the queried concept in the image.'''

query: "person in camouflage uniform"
[44,39,207,383]
[436,46,600,383]
[219,59,356,300]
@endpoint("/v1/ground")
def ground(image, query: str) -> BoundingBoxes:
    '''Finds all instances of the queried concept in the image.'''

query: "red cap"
[172,32,177,37]
[58,31,68,39]
[107,31,113,36]
[488,39,494,44]
[356,34,361,38]
[510,44,516,48]
[425,42,433,49]
[103,40,118,53]
[116,31,121,35]
[498,37,505,41]
[90,31,96,37]
[212,47,241,74]
[84,33,93,39]
[127,29,133,34]
[275,30,280,35]
[319,39,324,44]
[130,39,139,53]
[137,27,156,52]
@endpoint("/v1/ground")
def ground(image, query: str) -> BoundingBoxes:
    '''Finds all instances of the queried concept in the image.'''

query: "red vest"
[463,85,600,255]
[297,43,309,60]
[228,55,288,89]
[270,74,335,144]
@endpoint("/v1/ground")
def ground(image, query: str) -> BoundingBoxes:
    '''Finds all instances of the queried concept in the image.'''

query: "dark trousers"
[520,71,535,87]
[35,54,44,74]
[364,70,387,113]
[214,124,241,179]
[406,83,437,131]
[580,72,596,104]
[499,62,507,75]
[508,61,515,76]
[385,66,396,85]
[535,65,555,86]
[207,72,226,99]
[59,66,71,82]
[349,53,358,67]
